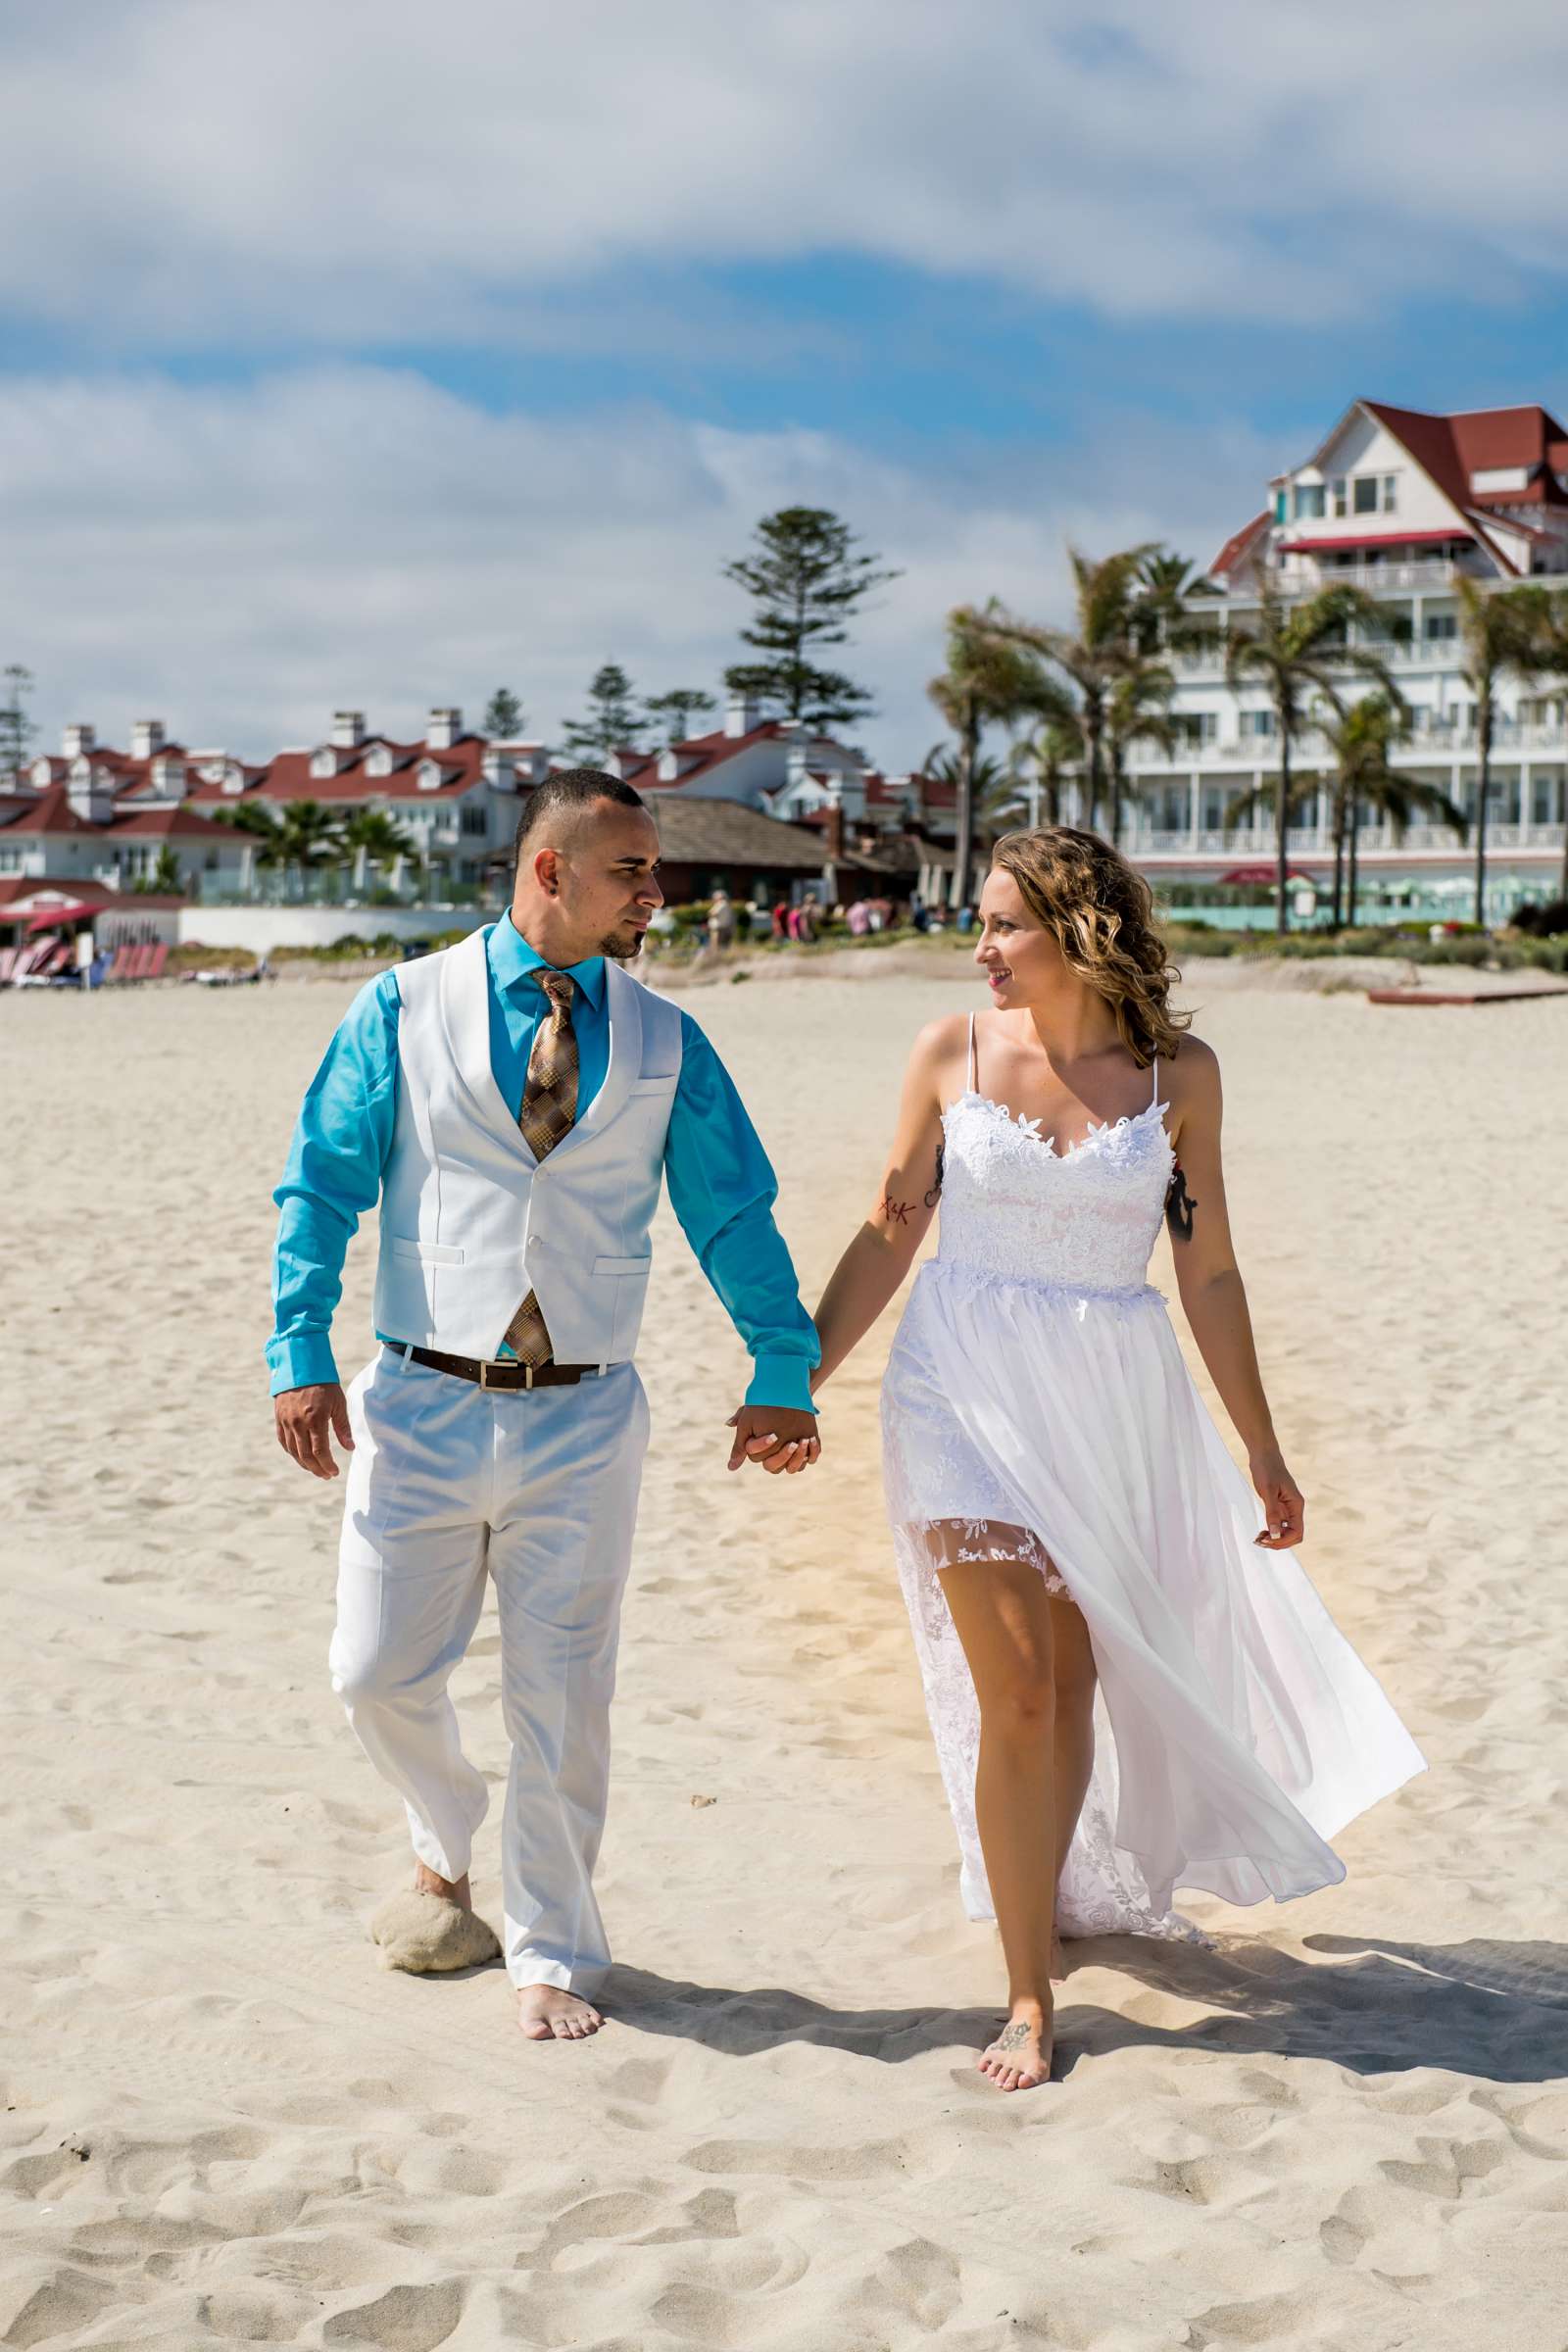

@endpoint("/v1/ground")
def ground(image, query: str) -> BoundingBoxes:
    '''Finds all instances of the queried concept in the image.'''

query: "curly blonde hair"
[989,826,1191,1065]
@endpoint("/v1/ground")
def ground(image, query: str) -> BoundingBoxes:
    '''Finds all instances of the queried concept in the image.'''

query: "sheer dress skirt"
[879,1259,1427,1940]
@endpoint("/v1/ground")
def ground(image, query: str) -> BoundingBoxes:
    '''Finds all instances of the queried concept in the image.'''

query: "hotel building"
[1109,401,1568,925]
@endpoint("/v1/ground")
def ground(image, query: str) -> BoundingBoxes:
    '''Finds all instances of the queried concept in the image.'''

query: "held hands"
[725,1404,821,1476]
[1250,1448,1304,1548]
[275,1382,355,1480]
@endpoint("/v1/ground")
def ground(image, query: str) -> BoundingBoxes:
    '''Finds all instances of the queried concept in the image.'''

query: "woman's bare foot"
[980,2000,1053,2091]
[517,1986,604,2041]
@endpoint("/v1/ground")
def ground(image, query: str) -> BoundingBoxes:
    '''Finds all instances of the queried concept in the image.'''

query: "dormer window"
[416,760,444,792]
[364,743,394,777]
[311,747,339,779]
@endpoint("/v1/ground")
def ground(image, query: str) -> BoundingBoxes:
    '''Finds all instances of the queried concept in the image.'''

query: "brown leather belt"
[400,1345,607,1391]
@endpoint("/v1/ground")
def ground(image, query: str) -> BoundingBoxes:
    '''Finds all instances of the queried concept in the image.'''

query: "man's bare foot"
[980,2001,1053,2091]
[517,1985,604,2041]
[413,1862,472,1909]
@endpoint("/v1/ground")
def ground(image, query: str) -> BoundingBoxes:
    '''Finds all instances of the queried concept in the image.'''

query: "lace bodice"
[936,1085,1174,1292]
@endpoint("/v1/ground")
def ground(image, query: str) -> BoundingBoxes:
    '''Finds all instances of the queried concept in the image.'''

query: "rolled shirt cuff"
[268,1331,341,1396]
[743,1353,817,1415]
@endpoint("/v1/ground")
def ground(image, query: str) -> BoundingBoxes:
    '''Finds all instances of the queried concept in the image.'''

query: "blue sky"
[3,0,1566,766]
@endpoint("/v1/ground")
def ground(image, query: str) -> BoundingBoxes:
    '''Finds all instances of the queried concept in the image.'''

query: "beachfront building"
[615,695,955,903]
[1107,401,1568,926]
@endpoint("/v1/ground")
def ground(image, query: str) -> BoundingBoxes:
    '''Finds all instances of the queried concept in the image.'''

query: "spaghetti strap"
[1151,1051,1159,1107]
[967,1011,977,1094]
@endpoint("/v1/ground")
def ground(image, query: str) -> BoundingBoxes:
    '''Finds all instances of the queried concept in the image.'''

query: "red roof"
[186,735,490,806]
[3,780,241,840]
[1208,511,1270,579]
[621,720,787,790]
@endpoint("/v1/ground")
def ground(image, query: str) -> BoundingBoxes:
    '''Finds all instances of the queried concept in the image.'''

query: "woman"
[810,829,1425,2092]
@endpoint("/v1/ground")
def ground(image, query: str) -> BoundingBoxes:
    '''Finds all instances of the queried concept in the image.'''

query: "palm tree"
[957,544,1157,834]
[210,798,286,899]
[1104,659,1180,847]
[340,807,419,898]
[1453,578,1552,925]
[1002,717,1081,831]
[927,612,1071,906]
[1132,550,1219,656]
[1545,591,1568,905]
[272,800,348,900]
[1319,694,1466,930]
[1223,572,1400,934]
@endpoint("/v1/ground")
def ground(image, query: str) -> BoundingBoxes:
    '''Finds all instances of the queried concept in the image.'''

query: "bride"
[809,827,1425,2091]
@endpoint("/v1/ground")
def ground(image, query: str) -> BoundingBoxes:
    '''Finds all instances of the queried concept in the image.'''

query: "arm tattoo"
[1164,1160,1198,1243]
[923,1139,945,1208]
[882,1195,914,1226]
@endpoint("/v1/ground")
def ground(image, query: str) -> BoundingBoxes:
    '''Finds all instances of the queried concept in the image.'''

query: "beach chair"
[40,942,72,979]
[145,941,169,982]
[0,947,16,983]
[125,943,155,982]
[15,935,58,980]
[104,944,134,984]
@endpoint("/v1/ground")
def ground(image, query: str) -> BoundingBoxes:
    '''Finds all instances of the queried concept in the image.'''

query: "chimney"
[63,722,95,758]
[824,800,846,860]
[331,710,366,751]
[427,706,462,752]
[724,692,762,739]
[66,759,116,827]
[130,718,166,760]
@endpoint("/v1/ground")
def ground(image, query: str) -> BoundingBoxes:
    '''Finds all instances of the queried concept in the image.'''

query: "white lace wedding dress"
[880,1013,1426,1940]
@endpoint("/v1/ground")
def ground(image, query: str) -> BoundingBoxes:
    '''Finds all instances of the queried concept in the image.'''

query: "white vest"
[372,927,685,1363]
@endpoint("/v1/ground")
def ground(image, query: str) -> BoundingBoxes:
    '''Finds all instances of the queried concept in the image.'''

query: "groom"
[269,769,820,2041]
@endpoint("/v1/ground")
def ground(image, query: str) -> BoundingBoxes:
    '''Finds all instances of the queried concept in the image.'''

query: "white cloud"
[0,0,1565,344]
[0,368,1273,766]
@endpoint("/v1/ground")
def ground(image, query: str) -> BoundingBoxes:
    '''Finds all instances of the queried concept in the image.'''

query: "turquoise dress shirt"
[268,915,819,1412]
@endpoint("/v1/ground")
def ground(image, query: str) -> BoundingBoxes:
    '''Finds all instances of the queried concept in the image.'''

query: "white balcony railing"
[1123,820,1564,859]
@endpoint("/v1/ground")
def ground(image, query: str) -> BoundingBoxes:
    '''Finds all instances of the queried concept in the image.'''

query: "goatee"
[601,930,643,963]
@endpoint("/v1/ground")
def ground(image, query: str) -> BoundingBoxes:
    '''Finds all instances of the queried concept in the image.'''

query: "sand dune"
[1,964,1563,2349]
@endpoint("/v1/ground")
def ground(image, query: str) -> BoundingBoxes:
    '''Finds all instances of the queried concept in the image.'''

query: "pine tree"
[562,664,644,761]
[723,509,898,729]
[482,688,525,737]
[644,689,716,747]
[0,663,37,773]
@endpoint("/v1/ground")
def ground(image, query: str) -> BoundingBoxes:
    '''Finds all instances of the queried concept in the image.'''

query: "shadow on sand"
[593,1935,1568,2083]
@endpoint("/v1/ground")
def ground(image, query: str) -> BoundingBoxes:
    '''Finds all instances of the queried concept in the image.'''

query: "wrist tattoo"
[1164,1161,1198,1243]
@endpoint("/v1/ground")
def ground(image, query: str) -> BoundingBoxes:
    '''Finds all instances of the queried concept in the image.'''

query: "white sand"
[1,965,1564,2350]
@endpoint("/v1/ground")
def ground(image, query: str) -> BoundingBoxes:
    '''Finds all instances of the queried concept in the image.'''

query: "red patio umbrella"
[1216,865,1315,888]
[25,901,101,929]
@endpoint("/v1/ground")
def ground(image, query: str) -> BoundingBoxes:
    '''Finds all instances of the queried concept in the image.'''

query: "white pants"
[329,1347,651,1991]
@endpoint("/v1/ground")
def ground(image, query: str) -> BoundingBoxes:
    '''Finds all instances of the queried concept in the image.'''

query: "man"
[270,770,820,2042]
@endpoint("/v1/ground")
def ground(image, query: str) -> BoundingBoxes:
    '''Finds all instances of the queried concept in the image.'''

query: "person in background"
[707,887,736,954]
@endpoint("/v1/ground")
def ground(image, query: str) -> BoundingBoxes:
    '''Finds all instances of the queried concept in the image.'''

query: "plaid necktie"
[502,969,579,1365]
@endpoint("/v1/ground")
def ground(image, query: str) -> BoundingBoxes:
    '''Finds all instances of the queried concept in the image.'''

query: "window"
[1353,475,1379,514]
[1382,474,1397,513]
[1175,712,1217,747]
[1201,788,1228,829]
[1425,612,1457,641]
[1241,710,1277,739]
[1272,489,1288,524]
[460,800,488,836]
[1294,483,1326,520]
[0,846,19,873]
[1331,477,1348,516]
